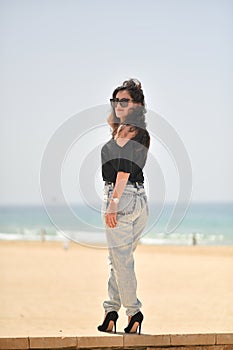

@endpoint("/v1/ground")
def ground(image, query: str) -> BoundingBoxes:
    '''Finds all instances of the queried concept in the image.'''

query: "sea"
[0,202,232,247]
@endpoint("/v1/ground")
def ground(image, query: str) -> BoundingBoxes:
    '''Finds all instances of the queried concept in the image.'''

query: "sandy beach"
[0,241,233,337]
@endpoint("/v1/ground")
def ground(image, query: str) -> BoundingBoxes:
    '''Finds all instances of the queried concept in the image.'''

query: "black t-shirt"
[101,138,149,183]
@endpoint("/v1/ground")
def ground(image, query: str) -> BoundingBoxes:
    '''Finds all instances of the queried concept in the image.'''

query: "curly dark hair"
[110,79,150,149]
[113,78,146,107]
[122,106,150,149]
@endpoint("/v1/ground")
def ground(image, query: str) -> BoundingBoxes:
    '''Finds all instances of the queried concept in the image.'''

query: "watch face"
[112,197,119,204]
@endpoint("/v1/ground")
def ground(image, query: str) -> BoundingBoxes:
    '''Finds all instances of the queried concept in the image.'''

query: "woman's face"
[114,90,139,122]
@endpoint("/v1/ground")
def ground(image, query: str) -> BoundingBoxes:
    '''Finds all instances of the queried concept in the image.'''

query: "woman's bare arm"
[105,171,130,228]
[112,171,130,200]
[105,127,137,228]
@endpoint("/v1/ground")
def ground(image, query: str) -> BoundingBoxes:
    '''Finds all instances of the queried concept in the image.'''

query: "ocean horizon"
[0,201,232,246]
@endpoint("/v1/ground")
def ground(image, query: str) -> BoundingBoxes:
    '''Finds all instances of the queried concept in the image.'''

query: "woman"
[98,79,150,334]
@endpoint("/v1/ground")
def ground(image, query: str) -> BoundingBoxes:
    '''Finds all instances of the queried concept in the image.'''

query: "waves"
[0,202,232,245]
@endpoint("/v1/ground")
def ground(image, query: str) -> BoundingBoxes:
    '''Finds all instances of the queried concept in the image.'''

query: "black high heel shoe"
[124,311,144,334]
[97,311,119,333]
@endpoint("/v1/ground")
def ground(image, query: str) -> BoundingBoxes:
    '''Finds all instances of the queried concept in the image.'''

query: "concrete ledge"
[170,333,216,346]
[0,333,233,349]
[216,333,233,345]
[78,335,123,349]
[124,334,170,347]
[29,336,77,349]
[0,337,29,350]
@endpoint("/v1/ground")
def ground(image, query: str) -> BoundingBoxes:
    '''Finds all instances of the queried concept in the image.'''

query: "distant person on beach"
[98,79,150,334]
[192,233,197,246]
[40,228,46,242]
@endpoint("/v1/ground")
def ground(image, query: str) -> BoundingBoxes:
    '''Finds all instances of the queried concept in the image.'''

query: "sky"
[0,0,233,205]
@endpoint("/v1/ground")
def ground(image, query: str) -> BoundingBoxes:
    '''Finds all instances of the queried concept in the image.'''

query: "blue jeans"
[101,183,149,316]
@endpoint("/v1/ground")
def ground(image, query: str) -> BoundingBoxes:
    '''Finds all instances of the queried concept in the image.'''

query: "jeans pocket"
[117,193,136,215]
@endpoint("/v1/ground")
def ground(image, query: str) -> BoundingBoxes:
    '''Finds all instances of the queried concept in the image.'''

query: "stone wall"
[0,333,232,350]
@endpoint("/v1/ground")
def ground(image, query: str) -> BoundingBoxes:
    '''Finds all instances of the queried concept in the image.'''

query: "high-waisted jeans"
[101,183,149,316]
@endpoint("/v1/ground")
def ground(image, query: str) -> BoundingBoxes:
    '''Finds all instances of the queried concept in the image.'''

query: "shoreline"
[1,239,233,251]
[0,235,233,247]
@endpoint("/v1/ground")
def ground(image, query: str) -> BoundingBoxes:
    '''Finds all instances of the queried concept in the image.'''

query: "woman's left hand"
[105,201,118,228]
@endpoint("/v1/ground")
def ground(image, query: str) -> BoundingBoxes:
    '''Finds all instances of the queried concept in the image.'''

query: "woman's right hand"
[105,172,130,228]
[105,201,118,228]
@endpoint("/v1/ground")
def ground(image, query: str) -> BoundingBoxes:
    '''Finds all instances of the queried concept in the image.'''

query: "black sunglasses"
[110,98,134,108]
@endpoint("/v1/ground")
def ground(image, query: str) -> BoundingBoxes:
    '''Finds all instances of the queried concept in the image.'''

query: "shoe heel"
[97,311,119,333]
[124,311,143,335]
[138,323,141,335]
